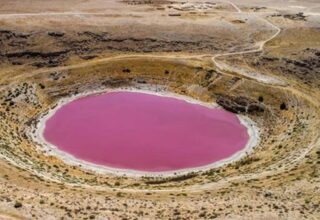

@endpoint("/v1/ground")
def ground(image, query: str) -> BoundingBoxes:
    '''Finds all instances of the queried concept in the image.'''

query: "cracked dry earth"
[0,0,319,219]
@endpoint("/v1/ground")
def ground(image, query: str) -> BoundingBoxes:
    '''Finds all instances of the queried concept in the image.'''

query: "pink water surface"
[43,91,249,172]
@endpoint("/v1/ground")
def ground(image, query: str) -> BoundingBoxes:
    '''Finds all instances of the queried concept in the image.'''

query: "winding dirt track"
[212,1,285,85]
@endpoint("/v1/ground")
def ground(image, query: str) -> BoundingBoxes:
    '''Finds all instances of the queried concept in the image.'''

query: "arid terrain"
[0,0,319,219]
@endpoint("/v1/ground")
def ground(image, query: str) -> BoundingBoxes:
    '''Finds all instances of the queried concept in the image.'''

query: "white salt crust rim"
[30,85,260,178]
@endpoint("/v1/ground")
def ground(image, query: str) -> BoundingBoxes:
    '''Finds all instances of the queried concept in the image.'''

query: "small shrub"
[14,201,22,208]
[258,96,264,102]
[280,102,287,110]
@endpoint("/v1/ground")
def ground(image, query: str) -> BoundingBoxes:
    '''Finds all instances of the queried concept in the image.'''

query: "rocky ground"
[0,0,319,219]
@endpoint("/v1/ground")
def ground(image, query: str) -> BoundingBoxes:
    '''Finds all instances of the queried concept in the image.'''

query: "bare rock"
[216,94,264,114]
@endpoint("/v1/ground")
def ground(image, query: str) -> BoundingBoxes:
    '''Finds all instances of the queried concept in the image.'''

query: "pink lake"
[43,91,249,172]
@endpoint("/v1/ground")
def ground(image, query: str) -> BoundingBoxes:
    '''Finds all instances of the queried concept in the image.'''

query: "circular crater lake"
[43,91,250,173]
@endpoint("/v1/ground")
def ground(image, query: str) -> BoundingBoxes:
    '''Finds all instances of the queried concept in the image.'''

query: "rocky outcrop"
[4,50,69,59]
[216,94,264,114]
[101,79,131,87]
[250,48,320,87]
[0,28,223,68]
[48,31,65,37]
[1,50,69,67]
[0,30,31,39]
[270,13,307,21]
